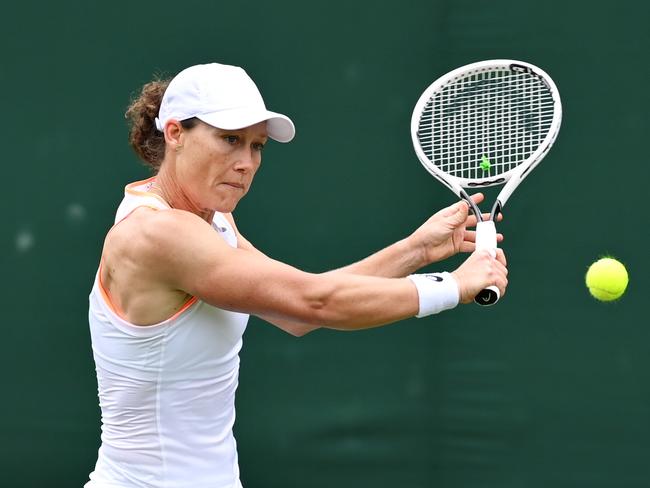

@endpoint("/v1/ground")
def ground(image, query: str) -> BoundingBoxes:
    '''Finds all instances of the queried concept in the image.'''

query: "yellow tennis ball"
[585,257,629,301]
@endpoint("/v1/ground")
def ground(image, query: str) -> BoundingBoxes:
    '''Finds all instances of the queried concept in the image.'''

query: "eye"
[253,142,265,152]
[224,135,239,145]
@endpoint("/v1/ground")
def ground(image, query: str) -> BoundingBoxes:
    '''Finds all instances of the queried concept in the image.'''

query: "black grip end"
[475,288,499,306]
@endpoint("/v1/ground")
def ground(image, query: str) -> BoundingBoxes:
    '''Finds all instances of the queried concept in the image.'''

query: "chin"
[210,199,239,214]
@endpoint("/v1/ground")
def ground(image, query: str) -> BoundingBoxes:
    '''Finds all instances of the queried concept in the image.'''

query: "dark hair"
[124,78,198,171]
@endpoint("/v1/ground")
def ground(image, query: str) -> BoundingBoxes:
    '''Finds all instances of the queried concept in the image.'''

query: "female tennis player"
[85,62,508,487]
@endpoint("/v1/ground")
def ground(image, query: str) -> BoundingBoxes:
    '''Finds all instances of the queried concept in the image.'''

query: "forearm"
[333,237,425,278]
[312,273,419,329]
[296,271,458,330]
[260,246,422,333]
[239,267,422,331]
[257,269,458,334]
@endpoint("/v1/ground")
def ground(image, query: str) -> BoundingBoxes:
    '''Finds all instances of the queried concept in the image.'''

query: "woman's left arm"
[223,193,500,336]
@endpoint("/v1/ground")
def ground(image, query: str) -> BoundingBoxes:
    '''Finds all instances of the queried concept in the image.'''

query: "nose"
[233,148,259,173]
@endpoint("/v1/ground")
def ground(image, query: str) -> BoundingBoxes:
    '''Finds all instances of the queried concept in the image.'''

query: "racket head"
[411,59,562,197]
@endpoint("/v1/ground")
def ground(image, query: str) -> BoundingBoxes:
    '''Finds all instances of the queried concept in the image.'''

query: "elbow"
[294,283,329,324]
[286,326,317,337]
[299,283,346,328]
[268,273,346,329]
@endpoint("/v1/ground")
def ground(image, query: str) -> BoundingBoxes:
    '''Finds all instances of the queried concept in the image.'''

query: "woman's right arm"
[137,209,507,331]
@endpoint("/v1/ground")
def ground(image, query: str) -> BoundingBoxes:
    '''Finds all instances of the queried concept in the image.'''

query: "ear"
[163,119,184,149]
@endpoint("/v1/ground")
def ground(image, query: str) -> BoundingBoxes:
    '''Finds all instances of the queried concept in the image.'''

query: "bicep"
[159,221,319,320]
[188,246,320,318]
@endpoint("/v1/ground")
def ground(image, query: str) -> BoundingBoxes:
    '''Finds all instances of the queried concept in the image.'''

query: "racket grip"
[474,221,500,306]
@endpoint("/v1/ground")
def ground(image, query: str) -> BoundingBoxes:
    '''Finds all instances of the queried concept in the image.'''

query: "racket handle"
[474,221,500,307]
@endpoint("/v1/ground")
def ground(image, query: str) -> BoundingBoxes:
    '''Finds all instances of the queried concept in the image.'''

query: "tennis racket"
[410,59,562,306]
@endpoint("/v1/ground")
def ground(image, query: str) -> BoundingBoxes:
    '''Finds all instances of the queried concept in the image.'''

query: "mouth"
[223,182,245,190]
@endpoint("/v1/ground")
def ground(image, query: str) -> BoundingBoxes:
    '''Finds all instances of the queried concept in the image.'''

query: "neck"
[150,168,215,223]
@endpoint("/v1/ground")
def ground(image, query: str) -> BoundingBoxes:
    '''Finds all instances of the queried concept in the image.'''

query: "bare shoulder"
[104,208,222,274]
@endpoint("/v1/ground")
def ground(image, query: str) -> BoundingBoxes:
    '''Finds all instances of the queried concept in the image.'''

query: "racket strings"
[418,69,555,181]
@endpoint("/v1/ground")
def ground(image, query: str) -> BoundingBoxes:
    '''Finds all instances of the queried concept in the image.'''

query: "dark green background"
[2,1,648,487]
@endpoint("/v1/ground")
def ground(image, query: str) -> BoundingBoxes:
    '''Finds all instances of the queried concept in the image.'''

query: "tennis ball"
[585,257,628,301]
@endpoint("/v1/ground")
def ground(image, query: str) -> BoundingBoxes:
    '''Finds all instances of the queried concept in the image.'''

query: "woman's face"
[174,121,268,213]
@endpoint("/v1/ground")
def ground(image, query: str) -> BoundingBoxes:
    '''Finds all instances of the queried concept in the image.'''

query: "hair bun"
[125,78,170,170]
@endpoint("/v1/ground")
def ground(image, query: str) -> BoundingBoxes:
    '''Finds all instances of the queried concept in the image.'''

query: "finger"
[460,232,481,253]
[459,242,476,253]
[474,249,494,261]
[496,275,508,297]
[464,230,476,242]
[437,200,468,218]
[495,248,507,267]
[494,260,508,276]
[469,193,485,204]
[488,264,508,296]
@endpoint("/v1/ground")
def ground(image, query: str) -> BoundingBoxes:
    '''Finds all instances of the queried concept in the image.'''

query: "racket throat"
[489,200,503,221]
[459,190,501,223]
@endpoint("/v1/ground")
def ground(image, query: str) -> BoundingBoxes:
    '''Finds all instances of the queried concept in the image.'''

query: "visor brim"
[197,109,295,143]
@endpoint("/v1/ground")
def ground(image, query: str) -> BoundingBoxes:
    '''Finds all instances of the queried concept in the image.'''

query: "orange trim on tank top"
[98,260,198,323]
[97,197,197,324]
[124,176,171,208]
[98,259,124,317]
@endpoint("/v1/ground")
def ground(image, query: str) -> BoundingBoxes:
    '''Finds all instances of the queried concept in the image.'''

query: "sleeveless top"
[85,178,248,488]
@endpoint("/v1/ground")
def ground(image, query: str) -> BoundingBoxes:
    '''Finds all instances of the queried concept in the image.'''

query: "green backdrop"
[2,0,648,487]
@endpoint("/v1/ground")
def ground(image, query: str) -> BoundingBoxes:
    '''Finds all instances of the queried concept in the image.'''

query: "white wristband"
[407,272,459,317]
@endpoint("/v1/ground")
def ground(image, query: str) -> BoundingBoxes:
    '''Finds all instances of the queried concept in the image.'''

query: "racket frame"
[410,59,562,221]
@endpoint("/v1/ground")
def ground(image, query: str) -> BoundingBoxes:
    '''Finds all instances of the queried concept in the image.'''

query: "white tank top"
[86,178,249,488]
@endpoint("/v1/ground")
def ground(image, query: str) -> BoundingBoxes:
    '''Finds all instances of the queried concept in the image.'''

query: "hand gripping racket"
[410,60,562,306]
